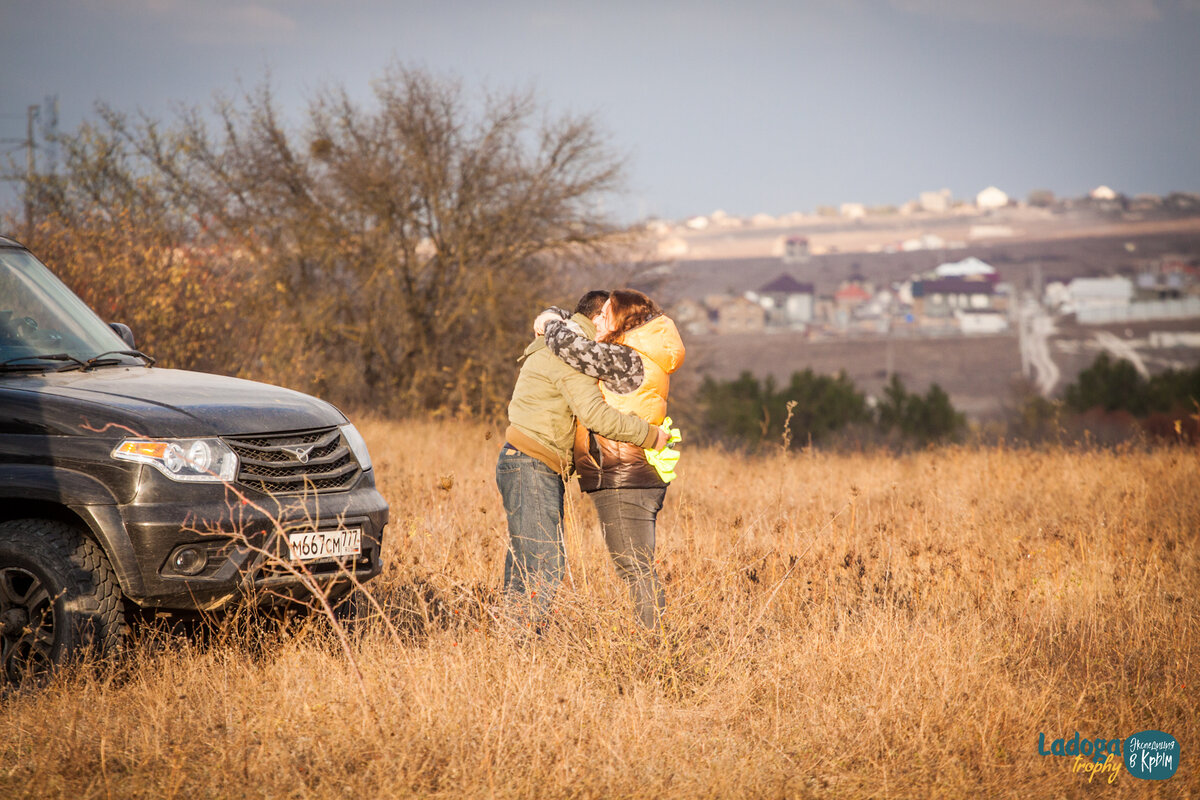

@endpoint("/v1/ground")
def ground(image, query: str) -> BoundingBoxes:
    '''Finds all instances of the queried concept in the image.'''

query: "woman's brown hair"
[600,289,661,344]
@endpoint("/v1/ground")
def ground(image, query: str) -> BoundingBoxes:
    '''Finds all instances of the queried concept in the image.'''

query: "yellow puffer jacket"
[575,314,685,491]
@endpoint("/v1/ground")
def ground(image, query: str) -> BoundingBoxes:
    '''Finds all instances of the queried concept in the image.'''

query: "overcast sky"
[2,0,1198,221]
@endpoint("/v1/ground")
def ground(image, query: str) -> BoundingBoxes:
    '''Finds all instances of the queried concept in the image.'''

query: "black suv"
[0,237,388,682]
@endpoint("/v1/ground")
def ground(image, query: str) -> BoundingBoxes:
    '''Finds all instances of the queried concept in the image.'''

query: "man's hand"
[652,426,669,451]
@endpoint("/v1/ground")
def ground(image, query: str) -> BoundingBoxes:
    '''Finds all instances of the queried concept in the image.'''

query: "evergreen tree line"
[1014,353,1200,444]
[1064,353,1200,417]
[697,370,965,449]
[698,353,1200,450]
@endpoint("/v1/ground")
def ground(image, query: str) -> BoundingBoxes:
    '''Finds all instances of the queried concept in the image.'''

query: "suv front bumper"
[88,468,389,611]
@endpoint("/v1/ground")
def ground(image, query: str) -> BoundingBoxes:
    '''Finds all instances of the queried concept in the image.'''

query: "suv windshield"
[0,246,143,370]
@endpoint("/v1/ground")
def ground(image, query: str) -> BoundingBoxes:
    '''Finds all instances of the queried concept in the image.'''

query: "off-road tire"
[0,519,126,684]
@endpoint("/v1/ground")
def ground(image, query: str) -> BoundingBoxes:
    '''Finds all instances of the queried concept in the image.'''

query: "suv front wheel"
[0,519,126,684]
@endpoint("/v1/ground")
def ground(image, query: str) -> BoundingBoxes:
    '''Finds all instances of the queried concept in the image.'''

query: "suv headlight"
[339,423,373,471]
[112,438,239,482]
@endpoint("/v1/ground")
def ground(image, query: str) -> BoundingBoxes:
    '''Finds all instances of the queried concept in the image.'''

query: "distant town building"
[919,189,952,213]
[751,274,815,327]
[897,232,948,251]
[709,209,744,228]
[1164,192,1200,212]
[956,309,1009,334]
[1043,280,1071,309]
[969,224,1015,239]
[1136,270,1186,300]
[703,294,731,310]
[656,236,689,258]
[1090,185,1118,201]
[934,256,997,281]
[976,186,1010,210]
[1129,194,1162,213]
[920,233,946,250]
[912,278,996,318]
[834,283,871,312]
[1066,277,1133,313]
[670,297,712,336]
[857,287,893,320]
[715,296,766,334]
[840,202,866,219]
[783,235,810,263]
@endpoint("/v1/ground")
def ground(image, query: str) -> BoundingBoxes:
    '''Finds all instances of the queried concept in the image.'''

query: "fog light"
[170,546,207,576]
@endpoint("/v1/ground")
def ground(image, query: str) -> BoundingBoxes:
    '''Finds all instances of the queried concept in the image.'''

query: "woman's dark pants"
[590,487,668,630]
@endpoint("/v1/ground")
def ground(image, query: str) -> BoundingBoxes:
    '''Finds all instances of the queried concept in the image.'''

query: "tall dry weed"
[2,418,1196,798]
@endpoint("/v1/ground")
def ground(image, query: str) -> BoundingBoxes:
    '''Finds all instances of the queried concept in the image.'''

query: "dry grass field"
[2,418,1197,799]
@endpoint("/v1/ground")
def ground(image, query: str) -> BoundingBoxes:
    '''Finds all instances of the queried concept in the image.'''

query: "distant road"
[1018,297,1060,396]
[1093,331,1150,378]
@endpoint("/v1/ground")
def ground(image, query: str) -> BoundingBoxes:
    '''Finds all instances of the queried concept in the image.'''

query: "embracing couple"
[496,288,685,633]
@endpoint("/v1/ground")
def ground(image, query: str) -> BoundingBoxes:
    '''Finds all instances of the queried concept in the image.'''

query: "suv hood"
[1,367,347,438]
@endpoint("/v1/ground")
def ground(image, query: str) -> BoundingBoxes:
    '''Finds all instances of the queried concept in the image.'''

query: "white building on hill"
[976,186,1009,210]
[934,256,997,280]
[1066,277,1133,313]
[919,189,951,213]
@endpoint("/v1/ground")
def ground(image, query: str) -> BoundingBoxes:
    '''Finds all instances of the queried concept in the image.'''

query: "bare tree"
[157,68,631,414]
[11,67,634,416]
[11,117,250,375]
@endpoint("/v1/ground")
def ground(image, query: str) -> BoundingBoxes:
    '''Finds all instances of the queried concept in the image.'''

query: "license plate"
[287,528,362,561]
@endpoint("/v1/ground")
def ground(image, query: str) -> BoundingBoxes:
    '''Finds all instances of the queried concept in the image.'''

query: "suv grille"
[224,428,361,495]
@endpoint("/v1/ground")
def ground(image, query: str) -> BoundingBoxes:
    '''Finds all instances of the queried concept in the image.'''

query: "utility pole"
[25,104,39,240]
[41,95,59,175]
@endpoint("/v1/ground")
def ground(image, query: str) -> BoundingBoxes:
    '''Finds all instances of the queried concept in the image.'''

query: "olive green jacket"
[505,313,656,474]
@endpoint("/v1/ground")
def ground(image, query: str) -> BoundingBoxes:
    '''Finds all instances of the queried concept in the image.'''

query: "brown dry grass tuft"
[2,418,1197,798]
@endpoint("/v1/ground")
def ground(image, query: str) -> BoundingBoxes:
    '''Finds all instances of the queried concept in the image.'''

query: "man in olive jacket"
[498,291,665,629]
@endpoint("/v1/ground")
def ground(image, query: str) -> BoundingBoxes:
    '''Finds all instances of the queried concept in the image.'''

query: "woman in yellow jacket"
[536,289,685,629]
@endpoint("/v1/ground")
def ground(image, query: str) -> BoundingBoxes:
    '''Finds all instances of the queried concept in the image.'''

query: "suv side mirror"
[109,322,136,349]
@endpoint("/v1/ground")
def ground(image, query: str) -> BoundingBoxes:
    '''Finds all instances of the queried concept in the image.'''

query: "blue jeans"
[496,445,566,627]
